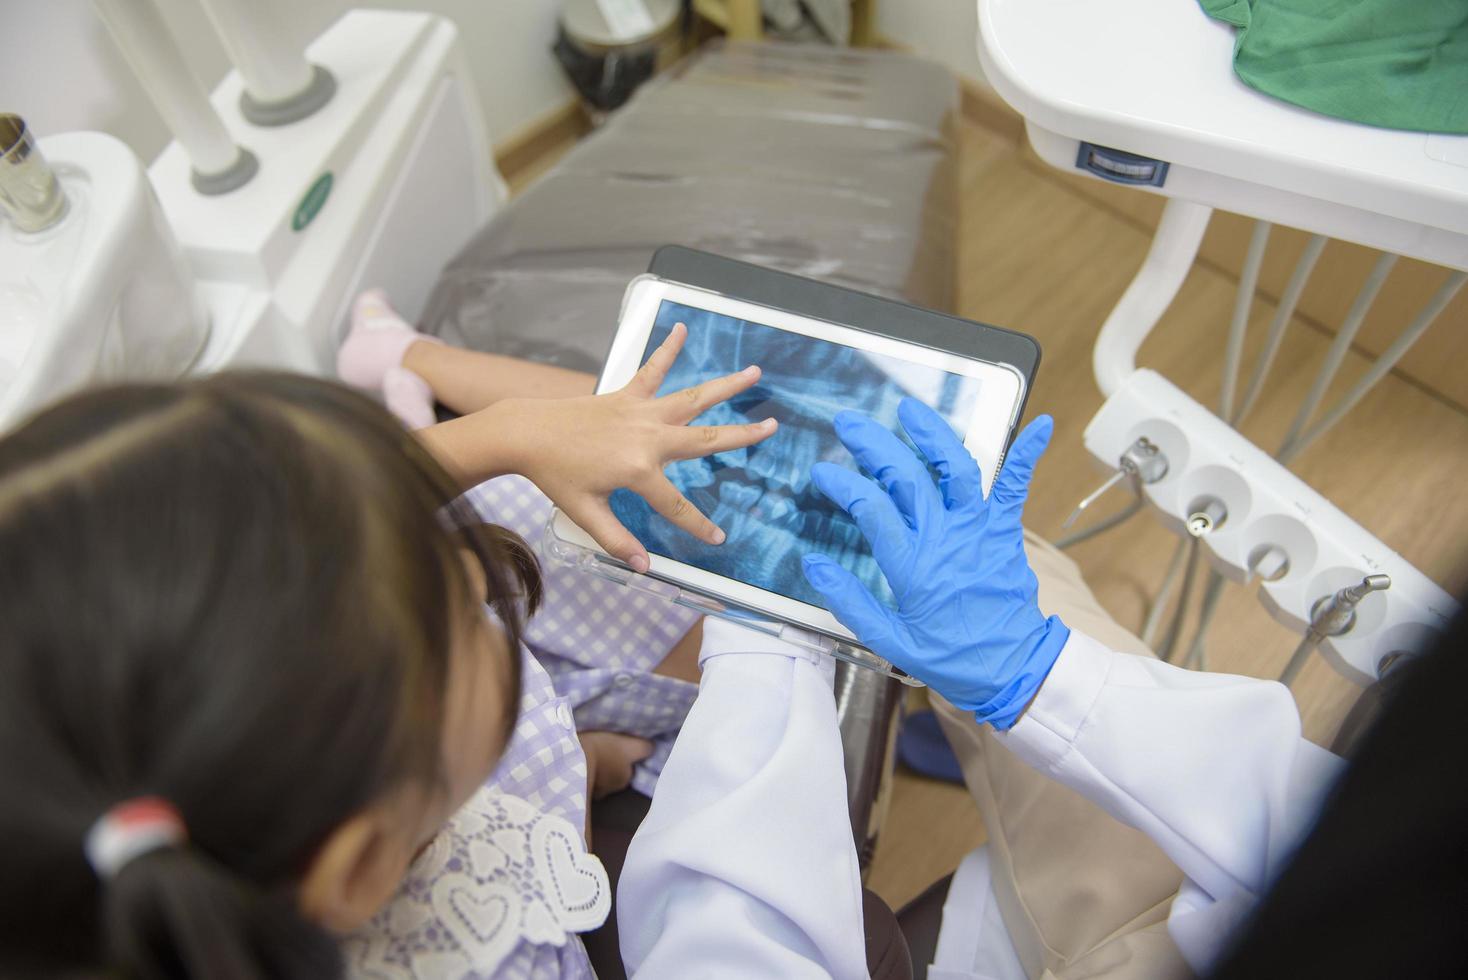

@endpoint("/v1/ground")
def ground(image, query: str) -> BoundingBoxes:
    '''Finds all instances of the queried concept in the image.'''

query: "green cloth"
[1198,0,1468,134]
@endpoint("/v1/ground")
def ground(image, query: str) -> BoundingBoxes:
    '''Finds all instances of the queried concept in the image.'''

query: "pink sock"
[382,366,437,430]
[336,288,440,391]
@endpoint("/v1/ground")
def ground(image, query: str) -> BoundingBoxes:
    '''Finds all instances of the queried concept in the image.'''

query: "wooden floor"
[863,118,1468,910]
[504,112,1468,912]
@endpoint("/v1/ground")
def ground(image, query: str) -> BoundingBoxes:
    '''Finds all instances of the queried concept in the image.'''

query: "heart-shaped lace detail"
[493,826,527,863]
[342,788,607,979]
[468,839,507,877]
[533,818,609,931]
[434,874,519,972]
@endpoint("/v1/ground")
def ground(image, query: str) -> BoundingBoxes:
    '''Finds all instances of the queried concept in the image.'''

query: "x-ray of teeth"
[610,300,983,609]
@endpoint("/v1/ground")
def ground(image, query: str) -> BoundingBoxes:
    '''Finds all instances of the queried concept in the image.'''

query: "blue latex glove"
[801,399,1069,730]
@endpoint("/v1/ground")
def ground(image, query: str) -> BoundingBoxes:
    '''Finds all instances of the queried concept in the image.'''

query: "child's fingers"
[670,417,778,459]
[627,322,688,397]
[658,364,762,424]
[562,496,650,572]
[638,473,726,546]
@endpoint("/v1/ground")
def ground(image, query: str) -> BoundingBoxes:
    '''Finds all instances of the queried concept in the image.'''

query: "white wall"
[876,0,989,87]
[2,0,575,163]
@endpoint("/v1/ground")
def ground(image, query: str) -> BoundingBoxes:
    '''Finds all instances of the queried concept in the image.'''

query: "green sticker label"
[292,172,333,231]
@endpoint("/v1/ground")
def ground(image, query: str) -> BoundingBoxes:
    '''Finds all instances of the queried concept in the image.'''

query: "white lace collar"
[345,787,610,978]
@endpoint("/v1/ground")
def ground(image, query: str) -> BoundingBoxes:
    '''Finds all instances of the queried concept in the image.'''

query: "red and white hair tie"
[84,797,188,879]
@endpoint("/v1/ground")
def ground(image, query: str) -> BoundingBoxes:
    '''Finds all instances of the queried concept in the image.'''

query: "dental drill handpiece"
[1062,437,1169,530]
[1278,574,1392,687]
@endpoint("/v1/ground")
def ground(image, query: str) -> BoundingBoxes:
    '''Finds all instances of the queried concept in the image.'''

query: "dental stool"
[418,39,960,872]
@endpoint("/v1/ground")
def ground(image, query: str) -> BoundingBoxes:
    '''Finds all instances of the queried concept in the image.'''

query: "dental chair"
[417,40,960,876]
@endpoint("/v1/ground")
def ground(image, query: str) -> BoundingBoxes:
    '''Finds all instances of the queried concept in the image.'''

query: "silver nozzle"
[0,115,67,233]
[1124,437,1170,484]
[1062,437,1169,529]
[1342,574,1391,604]
[1186,498,1227,537]
[1308,573,1391,638]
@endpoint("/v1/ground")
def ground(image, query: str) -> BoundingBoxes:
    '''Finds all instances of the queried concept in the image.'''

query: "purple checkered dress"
[344,645,602,979]
[343,476,702,978]
[464,475,702,797]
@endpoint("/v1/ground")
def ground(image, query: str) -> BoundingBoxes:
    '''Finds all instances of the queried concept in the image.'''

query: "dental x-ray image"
[609,299,984,610]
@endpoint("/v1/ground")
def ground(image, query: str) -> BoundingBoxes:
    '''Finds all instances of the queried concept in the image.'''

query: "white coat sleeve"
[995,630,1346,974]
[617,617,868,979]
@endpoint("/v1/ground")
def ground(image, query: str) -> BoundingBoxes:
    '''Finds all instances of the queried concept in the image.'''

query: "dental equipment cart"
[979,0,1465,700]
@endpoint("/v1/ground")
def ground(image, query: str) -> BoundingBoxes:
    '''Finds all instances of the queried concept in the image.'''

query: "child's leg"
[337,290,595,427]
[337,290,442,428]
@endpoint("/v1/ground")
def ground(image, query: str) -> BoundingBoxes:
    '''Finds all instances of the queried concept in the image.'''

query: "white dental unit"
[1,1,501,431]
[980,0,1465,687]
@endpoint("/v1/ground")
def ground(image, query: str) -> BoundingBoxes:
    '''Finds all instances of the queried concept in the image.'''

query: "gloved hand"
[801,399,1069,730]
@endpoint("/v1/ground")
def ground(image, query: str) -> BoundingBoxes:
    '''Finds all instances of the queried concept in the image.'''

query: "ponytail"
[0,373,530,976]
[103,847,339,980]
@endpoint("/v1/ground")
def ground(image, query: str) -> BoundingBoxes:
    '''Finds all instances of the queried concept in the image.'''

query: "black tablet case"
[646,245,1042,445]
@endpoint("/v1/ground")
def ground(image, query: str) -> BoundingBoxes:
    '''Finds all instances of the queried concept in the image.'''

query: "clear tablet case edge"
[542,513,924,687]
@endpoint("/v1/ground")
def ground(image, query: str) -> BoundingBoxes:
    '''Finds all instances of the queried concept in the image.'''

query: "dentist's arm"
[616,618,867,980]
[802,401,1344,974]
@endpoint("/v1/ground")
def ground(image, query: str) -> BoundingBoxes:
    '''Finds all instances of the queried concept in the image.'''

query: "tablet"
[550,256,1037,645]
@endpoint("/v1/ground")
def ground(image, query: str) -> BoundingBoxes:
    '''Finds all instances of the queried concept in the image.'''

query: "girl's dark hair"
[0,372,537,978]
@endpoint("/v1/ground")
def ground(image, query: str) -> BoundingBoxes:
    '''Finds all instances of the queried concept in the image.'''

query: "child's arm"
[403,342,594,414]
[419,324,777,570]
[340,292,775,565]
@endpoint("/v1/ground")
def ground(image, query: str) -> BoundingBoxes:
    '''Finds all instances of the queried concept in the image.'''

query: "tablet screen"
[609,300,985,608]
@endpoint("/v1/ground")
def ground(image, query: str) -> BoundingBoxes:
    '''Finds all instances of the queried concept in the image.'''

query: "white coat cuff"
[698,617,837,686]
[995,630,1112,770]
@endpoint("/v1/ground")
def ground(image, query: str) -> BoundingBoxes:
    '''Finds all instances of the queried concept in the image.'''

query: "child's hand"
[506,322,777,570]
[581,731,655,800]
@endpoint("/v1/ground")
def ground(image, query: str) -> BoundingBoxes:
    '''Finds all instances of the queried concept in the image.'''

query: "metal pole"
[1158,537,1201,663]
[1220,221,1271,421]
[1283,271,1467,463]
[1234,234,1327,426]
[1278,633,1320,687]
[1277,253,1396,459]
[1141,536,1190,649]
[1180,570,1228,670]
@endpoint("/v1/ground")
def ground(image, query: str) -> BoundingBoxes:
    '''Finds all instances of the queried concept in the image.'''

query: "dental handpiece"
[1062,437,1169,529]
[1279,574,1391,686]
[1309,574,1392,638]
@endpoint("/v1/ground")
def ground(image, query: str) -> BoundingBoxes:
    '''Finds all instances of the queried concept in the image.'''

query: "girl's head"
[0,372,538,978]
